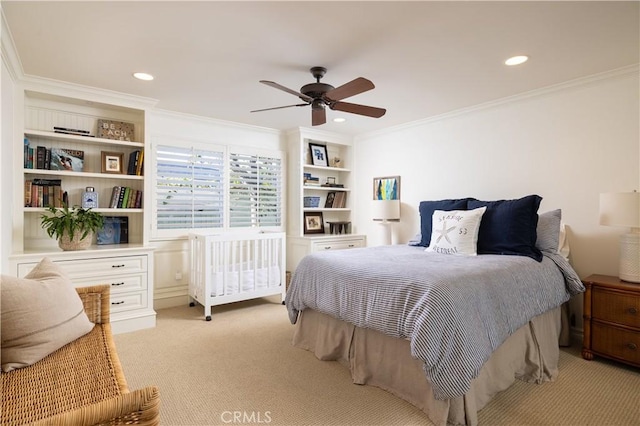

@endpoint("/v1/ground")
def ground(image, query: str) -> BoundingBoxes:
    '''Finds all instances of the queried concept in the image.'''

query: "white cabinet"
[10,86,156,333]
[10,247,156,334]
[285,128,366,271]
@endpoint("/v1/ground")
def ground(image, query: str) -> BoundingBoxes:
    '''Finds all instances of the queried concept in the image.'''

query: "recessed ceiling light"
[504,56,529,66]
[333,117,346,123]
[133,72,154,81]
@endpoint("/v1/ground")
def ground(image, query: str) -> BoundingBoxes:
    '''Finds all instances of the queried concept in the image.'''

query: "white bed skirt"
[292,306,562,426]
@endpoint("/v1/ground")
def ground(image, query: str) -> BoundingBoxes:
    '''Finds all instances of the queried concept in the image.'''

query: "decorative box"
[303,196,320,208]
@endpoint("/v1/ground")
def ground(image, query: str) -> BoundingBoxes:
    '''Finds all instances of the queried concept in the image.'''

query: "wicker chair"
[1,285,160,426]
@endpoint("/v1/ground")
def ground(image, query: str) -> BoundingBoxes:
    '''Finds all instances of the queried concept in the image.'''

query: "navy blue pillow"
[418,199,471,247]
[468,194,543,261]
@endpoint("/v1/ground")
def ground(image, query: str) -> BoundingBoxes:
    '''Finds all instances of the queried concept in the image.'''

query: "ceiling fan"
[251,66,386,126]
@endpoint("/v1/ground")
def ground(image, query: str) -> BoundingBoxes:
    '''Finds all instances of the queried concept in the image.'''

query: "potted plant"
[40,204,105,251]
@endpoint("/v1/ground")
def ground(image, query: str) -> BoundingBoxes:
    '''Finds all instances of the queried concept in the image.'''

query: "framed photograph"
[303,211,325,234]
[373,175,400,200]
[309,143,329,167]
[101,151,124,174]
[324,191,337,208]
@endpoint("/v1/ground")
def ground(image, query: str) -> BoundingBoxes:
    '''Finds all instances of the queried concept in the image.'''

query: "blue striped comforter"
[286,245,583,400]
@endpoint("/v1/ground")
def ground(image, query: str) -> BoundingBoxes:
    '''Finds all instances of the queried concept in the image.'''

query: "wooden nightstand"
[582,274,640,367]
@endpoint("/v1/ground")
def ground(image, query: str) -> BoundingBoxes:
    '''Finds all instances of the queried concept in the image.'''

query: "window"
[229,151,283,228]
[152,142,284,238]
[155,145,224,231]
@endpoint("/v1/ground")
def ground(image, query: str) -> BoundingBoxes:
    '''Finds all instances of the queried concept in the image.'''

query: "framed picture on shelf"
[309,143,329,167]
[324,191,336,208]
[101,151,124,174]
[303,211,325,234]
[96,216,129,245]
[373,175,400,200]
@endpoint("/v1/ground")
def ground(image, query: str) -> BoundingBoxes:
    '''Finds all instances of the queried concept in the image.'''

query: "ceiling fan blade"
[324,77,375,101]
[251,103,308,113]
[260,80,314,102]
[312,107,326,126]
[331,101,386,118]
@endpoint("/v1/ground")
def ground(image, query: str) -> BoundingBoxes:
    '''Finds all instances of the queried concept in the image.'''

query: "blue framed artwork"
[373,176,400,200]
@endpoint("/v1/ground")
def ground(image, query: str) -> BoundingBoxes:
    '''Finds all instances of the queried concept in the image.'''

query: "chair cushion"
[1,257,94,372]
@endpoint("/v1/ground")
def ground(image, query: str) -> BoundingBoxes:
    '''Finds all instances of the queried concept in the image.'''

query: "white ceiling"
[3,1,639,136]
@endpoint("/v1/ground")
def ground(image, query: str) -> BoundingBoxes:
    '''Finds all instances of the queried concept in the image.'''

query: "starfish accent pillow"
[425,207,487,256]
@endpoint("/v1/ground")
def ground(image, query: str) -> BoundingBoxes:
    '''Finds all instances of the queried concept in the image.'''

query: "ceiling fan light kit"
[252,66,386,126]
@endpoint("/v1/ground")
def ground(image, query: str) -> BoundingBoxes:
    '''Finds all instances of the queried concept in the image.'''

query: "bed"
[286,197,584,426]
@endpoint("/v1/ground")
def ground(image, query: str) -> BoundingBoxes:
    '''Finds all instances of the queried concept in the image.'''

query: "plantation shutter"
[155,145,224,229]
[229,152,282,228]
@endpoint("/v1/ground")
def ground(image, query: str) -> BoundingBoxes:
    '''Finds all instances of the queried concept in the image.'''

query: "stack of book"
[325,191,347,208]
[24,178,64,208]
[127,149,144,176]
[109,186,143,209]
[25,144,85,172]
[303,172,320,186]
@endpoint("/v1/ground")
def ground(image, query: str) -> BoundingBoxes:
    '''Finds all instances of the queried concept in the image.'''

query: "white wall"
[353,69,640,331]
[1,50,15,274]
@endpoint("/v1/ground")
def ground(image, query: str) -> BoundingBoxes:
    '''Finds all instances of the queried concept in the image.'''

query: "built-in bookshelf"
[16,90,148,252]
[285,128,366,271]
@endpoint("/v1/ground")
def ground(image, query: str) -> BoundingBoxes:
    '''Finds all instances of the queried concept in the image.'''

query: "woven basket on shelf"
[58,230,93,251]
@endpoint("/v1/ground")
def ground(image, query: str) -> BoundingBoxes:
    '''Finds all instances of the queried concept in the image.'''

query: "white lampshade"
[599,192,640,228]
[599,191,640,283]
[372,199,400,221]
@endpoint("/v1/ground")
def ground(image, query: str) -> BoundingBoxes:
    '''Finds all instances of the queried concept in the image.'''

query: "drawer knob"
[348,244,355,248]
[111,282,125,286]
[112,264,126,268]
[627,342,638,351]
[628,307,638,315]
[111,301,125,305]
[323,246,331,250]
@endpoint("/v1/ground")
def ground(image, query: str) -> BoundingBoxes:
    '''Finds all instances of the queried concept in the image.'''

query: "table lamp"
[372,199,400,245]
[599,191,640,282]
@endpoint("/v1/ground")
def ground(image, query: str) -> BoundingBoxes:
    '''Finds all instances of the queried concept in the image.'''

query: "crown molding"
[356,64,640,141]
[1,9,23,82]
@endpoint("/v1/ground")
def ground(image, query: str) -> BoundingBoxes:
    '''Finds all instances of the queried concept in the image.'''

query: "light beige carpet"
[114,296,640,426]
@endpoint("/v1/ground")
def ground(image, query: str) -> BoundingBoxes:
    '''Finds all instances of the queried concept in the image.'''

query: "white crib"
[189,231,286,321]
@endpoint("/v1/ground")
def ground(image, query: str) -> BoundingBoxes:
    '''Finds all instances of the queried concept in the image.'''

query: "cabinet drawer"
[592,288,640,328]
[109,291,147,314]
[17,255,147,278]
[311,239,364,251]
[592,322,640,364]
[71,273,147,294]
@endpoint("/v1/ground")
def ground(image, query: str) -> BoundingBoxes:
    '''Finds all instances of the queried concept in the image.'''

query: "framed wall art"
[373,175,400,200]
[308,143,329,167]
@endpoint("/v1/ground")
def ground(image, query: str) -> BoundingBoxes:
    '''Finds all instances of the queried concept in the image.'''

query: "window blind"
[229,152,282,228]
[155,145,224,230]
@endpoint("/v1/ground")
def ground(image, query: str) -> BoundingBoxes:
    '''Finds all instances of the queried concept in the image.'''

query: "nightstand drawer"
[592,288,640,328]
[311,239,364,251]
[592,322,640,364]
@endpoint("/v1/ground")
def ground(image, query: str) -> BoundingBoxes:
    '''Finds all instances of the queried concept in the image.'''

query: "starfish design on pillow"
[435,220,457,244]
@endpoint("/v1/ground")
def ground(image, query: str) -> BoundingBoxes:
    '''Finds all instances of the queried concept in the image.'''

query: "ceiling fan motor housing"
[300,82,335,102]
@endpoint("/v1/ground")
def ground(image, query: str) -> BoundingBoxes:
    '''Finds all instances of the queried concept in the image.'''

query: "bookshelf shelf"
[24,169,144,180]
[24,129,144,148]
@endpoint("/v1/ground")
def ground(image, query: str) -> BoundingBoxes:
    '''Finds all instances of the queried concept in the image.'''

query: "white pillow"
[425,207,487,256]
